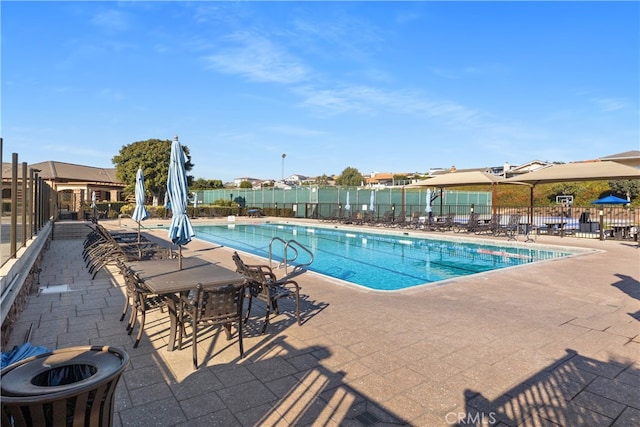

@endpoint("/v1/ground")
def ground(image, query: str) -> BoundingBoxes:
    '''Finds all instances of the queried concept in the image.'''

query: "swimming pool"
[192,223,578,291]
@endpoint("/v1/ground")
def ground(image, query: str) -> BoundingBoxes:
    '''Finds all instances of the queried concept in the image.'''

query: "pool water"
[192,223,576,291]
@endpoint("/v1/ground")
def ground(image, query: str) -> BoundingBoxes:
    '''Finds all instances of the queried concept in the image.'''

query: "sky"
[2,1,638,183]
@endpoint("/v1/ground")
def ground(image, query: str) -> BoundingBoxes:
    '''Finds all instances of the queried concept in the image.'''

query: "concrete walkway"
[4,218,639,426]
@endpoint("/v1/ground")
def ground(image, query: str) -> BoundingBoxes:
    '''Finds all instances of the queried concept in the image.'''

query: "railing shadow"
[458,348,639,426]
[611,273,640,322]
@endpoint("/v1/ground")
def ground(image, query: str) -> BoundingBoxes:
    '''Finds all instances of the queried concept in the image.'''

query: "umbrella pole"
[178,245,182,270]
[137,221,141,260]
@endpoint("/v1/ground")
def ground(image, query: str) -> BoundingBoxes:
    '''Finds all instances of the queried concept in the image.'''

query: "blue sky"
[3,1,638,183]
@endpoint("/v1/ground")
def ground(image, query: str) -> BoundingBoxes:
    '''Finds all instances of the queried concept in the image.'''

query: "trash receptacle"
[1,345,128,427]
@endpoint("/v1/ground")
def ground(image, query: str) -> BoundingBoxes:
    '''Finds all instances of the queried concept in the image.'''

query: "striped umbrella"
[167,136,194,269]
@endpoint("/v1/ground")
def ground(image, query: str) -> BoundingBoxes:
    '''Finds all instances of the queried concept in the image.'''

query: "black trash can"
[1,345,128,427]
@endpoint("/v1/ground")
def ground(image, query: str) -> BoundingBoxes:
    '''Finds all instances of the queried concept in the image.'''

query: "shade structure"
[167,136,194,269]
[408,171,506,188]
[504,161,640,225]
[345,192,351,210]
[504,161,640,185]
[132,168,150,254]
[592,195,629,205]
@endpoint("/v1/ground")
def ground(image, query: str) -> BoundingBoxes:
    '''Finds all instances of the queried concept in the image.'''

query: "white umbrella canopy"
[167,136,195,270]
[345,192,351,210]
[369,191,375,211]
[425,188,432,213]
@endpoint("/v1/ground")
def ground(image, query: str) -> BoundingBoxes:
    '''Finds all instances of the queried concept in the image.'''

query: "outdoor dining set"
[83,224,302,369]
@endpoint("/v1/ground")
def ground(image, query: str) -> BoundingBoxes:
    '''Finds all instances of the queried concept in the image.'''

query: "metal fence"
[1,144,54,268]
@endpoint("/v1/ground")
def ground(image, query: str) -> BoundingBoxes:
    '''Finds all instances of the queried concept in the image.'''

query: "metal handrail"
[268,237,314,274]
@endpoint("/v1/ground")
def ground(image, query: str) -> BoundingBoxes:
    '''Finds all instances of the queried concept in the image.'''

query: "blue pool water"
[192,223,576,291]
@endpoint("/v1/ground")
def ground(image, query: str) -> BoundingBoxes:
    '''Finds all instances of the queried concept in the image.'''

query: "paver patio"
[4,218,639,426]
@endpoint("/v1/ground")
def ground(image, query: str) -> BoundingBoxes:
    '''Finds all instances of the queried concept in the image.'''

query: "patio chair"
[497,214,521,240]
[429,212,456,232]
[475,214,502,235]
[232,252,301,334]
[120,265,167,348]
[178,282,245,369]
[407,211,422,229]
[452,212,481,233]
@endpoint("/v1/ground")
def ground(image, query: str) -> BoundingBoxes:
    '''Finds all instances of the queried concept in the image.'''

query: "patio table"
[127,257,245,351]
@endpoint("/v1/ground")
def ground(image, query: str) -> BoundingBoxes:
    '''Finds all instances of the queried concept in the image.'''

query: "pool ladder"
[268,237,314,275]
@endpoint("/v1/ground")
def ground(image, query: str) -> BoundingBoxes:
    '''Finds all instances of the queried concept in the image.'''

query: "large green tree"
[112,138,194,201]
[335,167,364,187]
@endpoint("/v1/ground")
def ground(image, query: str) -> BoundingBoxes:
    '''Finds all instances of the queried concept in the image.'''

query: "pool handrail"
[269,237,314,275]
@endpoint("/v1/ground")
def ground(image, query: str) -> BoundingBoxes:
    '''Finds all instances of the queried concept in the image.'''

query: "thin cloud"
[295,84,485,128]
[203,32,309,84]
[91,9,130,34]
[591,97,629,112]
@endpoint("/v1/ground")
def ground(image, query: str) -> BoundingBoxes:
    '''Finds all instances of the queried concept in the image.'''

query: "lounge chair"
[452,213,481,233]
[496,214,521,240]
[475,214,502,235]
[429,212,456,232]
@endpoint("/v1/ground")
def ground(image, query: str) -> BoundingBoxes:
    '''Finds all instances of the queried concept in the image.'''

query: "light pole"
[281,153,286,181]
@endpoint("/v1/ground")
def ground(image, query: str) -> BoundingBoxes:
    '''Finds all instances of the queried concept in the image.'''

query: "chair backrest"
[507,214,521,228]
[231,251,246,274]
[193,283,245,324]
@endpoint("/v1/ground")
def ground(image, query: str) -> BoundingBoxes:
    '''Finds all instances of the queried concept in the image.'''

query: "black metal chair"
[232,252,301,334]
[120,266,167,348]
[178,282,245,369]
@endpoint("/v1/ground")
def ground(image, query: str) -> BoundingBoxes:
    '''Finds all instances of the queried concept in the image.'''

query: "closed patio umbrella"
[132,168,150,254]
[345,191,350,211]
[369,190,375,212]
[167,136,194,270]
[91,191,97,221]
[425,188,432,214]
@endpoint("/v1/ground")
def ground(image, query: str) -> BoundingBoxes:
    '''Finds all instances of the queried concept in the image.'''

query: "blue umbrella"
[132,168,150,252]
[167,136,194,269]
[591,195,629,205]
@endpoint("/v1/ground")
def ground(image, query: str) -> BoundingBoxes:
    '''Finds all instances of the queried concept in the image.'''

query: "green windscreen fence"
[196,187,491,218]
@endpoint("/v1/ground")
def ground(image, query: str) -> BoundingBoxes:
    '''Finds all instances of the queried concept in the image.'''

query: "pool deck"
[4,217,639,426]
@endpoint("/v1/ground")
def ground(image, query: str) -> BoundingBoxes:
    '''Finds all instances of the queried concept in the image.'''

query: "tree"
[315,174,330,186]
[191,178,223,190]
[239,181,253,189]
[335,167,364,187]
[112,138,194,201]
[608,180,640,202]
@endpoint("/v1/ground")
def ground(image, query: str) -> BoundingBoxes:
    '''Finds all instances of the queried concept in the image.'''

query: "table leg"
[165,296,179,351]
